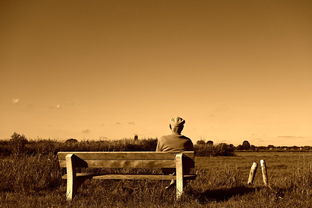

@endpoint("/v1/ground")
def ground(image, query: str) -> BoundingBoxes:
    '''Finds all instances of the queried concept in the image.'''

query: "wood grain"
[175,153,184,200]
[61,174,197,180]
[58,151,194,160]
[65,154,76,201]
[58,151,195,168]
[59,159,176,168]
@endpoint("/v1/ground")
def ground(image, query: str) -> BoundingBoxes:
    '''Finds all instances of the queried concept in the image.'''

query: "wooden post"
[175,153,184,200]
[247,162,258,185]
[66,154,77,201]
[260,160,268,186]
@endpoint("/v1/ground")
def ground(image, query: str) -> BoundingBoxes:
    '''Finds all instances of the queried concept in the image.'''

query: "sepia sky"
[1,0,312,145]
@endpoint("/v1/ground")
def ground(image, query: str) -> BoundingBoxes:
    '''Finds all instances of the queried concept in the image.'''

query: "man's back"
[156,134,193,152]
[156,117,194,189]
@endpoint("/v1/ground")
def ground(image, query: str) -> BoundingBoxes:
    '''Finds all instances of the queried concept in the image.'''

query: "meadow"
[1,138,312,208]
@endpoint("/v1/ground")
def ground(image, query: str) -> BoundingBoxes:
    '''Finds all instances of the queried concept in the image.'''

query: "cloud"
[12,98,20,104]
[82,129,91,134]
[208,113,215,118]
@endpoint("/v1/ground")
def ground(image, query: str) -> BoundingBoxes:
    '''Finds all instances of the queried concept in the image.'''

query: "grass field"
[1,151,312,208]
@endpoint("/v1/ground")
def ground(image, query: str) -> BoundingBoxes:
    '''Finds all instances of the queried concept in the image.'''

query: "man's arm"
[185,139,194,151]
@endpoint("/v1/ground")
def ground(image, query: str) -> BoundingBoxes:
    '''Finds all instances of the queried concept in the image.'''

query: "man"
[156,117,193,152]
[156,117,194,189]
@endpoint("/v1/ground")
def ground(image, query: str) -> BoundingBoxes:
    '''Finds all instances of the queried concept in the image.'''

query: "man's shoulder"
[159,135,172,140]
[179,135,192,141]
[160,134,192,141]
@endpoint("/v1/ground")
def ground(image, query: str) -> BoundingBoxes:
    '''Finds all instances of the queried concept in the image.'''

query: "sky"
[1,0,312,146]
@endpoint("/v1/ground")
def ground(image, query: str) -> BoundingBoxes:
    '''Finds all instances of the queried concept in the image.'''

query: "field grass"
[1,150,312,208]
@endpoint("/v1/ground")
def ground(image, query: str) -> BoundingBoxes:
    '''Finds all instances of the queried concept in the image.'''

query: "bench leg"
[66,154,77,201]
[175,153,184,200]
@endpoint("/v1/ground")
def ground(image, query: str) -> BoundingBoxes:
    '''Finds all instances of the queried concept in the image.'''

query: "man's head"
[169,117,185,134]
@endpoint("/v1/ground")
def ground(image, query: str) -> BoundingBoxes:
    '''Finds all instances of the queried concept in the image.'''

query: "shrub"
[214,143,235,156]
[0,140,11,157]
[26,140,57,155]
[206,140,214,146]
[134,134,139,141]
[65,138,78,143]
[196,140,206,145]
[194,143,235,156]
[241,140,251,150]
[9,132,29,156]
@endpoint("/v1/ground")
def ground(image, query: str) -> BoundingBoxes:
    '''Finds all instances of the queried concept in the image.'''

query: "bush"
[26,140,58,155]
[9,132,29,156]
[194,143,235,156]
[0,140,11,157]
[65,138,78,143]
[214,143,235,156]
[239,140,251,150]
[196,140,206,145]
[206,140,214,146]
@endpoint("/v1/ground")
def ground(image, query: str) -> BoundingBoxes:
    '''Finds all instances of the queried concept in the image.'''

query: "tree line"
[196,139,312,151]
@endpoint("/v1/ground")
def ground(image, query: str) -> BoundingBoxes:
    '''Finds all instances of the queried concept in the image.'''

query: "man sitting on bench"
[156,117,194,189]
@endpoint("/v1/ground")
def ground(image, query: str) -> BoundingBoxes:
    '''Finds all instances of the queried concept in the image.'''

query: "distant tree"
[236,145,242,150]
[250,145,256,150]
[196,140,206,145]
[242,140,251,150]
[65,138,78,143]
[10,132,28,143]
[267,145,275,150]
[134,134,139,141]
[206,140,214,146]
[214,143,235,156]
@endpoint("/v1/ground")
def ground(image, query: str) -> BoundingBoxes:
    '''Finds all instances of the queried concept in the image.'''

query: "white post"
[175,153,184,200]
[260,160,268,186]
[247,162,258,185]
[66,154,76,201]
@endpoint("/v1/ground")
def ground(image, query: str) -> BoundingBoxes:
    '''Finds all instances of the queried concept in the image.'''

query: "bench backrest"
[57,151,195,169]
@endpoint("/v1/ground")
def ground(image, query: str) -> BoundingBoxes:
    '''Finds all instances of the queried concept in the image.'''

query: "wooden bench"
[57,151,195,201]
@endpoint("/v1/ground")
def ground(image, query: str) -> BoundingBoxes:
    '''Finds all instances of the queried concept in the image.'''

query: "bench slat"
[59,159,177,168]
[62,174,196,180]
[57,151,194,160]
